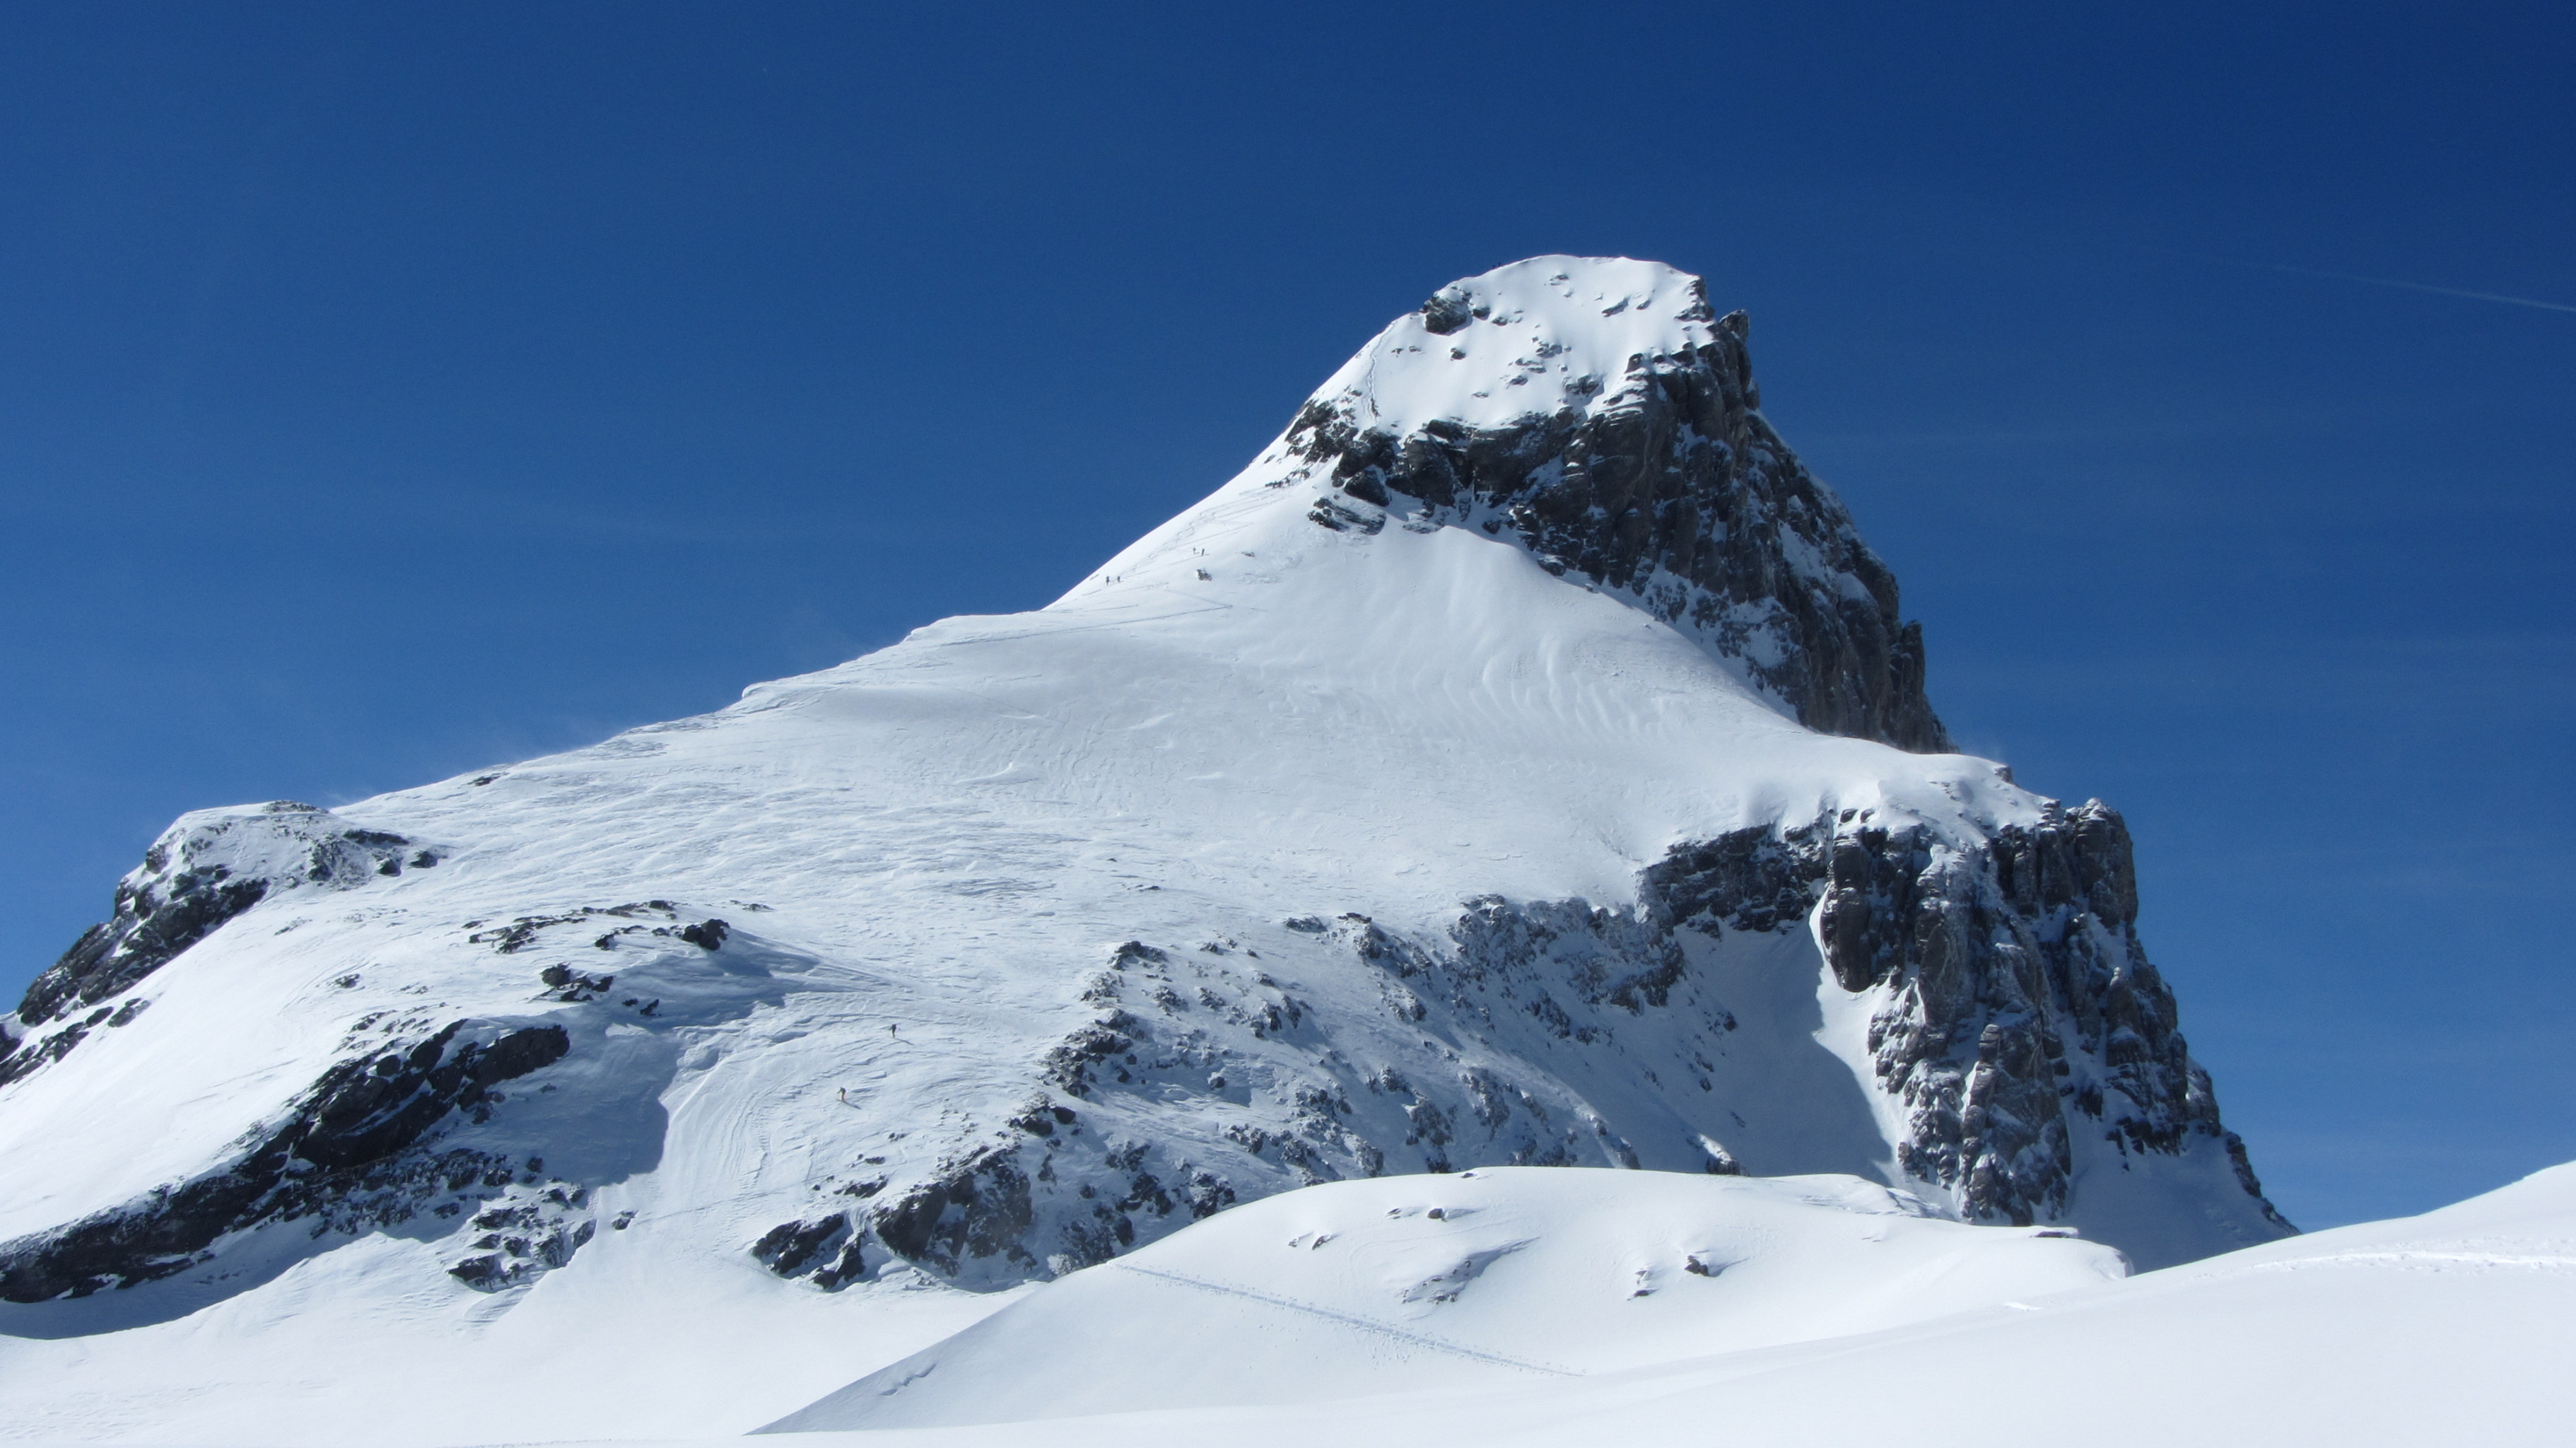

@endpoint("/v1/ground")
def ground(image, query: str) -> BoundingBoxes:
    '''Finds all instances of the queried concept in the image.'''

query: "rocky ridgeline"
[1285,282,1949,753]
[0,803,434,1088]
[0,806,749,1302]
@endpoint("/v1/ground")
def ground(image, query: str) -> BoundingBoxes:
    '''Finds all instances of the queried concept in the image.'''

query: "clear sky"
[3,2,2568,1231]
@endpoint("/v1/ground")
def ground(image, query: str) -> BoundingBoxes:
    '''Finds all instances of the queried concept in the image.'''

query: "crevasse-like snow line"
[1108,1261,1577,1376]
[2219,1251,2576,1276]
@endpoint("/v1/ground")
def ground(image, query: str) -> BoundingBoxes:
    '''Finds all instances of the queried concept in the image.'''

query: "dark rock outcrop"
[1836,802,2286,1230]
[0,1020,570,1302]
[1286,281,1949,752]
[869,1143,1040,1280]
[1643,805,2286,1230]
[450,1195,598,1292]
[751,1214,867,1290]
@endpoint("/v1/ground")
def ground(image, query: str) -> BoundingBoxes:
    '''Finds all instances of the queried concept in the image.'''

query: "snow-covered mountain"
[0,255,2292,1443]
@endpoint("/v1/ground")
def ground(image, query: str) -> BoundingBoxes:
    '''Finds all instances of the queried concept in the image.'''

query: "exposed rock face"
[1280,288,1949,753]
[1667,802,2288,1230]
[751,1213,869,1290]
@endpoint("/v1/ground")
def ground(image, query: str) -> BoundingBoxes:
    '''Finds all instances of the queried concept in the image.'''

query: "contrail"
[2208,256,2576,315]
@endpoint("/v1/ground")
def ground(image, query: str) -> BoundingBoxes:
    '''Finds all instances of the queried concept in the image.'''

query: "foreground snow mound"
[757,1164,2576,1448]
[767,1167,2127,1430]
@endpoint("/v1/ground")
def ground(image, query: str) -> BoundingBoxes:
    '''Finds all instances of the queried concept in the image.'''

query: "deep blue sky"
[3,3,2569,1230]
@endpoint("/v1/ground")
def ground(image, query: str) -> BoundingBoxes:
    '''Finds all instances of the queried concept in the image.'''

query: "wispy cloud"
[2203,255,2576,315]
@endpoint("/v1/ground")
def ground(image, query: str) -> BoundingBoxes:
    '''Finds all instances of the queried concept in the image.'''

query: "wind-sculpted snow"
[0,255,2288,1446]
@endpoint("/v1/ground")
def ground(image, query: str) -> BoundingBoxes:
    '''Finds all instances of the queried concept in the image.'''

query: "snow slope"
[751,1162,2576,1448]
[0,257,2287,1445]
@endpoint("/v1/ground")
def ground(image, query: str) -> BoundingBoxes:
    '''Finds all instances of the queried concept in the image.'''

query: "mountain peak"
[1347,255,1732,436]
[1075,255,1950,752]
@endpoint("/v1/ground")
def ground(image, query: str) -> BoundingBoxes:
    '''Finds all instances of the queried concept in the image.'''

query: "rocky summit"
[0,256,2288,1445]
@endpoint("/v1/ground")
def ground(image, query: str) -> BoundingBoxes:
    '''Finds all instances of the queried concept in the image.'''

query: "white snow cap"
[1313,255,1728,437]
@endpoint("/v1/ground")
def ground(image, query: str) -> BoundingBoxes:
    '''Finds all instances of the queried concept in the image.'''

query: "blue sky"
[2,2,2568,1230]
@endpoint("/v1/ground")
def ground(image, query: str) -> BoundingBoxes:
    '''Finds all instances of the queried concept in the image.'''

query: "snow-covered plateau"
[2,255,2551,1446]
